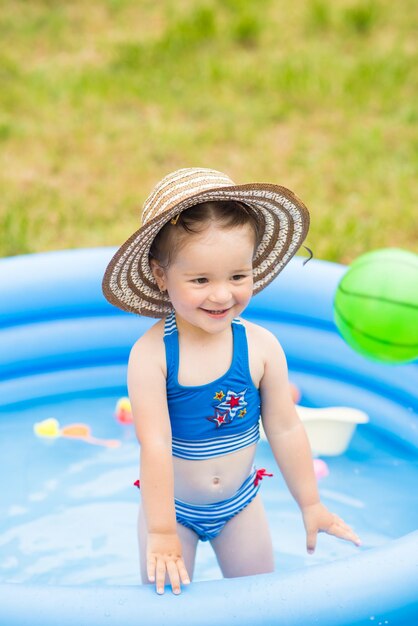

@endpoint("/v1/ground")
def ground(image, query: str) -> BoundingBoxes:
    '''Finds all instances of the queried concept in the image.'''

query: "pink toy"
[289,382,301,404]
[313,458,329,480]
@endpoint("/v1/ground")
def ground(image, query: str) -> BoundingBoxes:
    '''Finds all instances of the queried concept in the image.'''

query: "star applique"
[227,395,240,409]
[238,409,247,418]
[216,389,248,419]
[214,390,225,401]
[207,409,231,428]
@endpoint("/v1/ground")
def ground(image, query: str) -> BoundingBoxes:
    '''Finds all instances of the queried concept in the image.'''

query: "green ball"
[334,248,418,363]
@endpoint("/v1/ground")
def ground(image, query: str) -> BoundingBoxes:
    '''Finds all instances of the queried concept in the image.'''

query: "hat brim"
[102,183,309,317]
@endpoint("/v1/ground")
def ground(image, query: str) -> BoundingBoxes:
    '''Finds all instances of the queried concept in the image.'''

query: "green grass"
[1,0,417,262]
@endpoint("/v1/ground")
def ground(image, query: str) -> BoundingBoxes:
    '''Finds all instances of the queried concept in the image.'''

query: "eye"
[192,277,208,284]
[231,274,246,281]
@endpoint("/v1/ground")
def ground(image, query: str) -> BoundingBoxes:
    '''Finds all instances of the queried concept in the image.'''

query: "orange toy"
[34,419,121,448]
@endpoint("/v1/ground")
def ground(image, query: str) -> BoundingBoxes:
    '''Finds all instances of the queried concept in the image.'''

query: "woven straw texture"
[102,168,310,317]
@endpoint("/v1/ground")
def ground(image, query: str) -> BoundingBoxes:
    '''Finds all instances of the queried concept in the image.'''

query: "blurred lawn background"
[1,0,417,262]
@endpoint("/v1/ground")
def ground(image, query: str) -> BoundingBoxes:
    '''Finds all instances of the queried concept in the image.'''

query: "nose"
[208,282,232,304]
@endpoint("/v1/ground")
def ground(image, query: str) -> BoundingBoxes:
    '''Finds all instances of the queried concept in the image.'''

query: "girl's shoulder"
[237,318,285,387]
[128,318,167,372]
[239,317,287,374]
[239,317,283,352]
[239,318,289,387]
[132,317,165,346]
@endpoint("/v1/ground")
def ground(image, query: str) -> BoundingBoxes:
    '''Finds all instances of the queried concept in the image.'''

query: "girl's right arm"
[127,330,190,595]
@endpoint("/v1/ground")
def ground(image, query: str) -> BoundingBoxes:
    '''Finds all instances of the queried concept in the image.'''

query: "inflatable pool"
[0,248,417,626]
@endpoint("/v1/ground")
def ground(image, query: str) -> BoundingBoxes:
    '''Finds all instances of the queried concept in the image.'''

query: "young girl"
[102,168,361,596]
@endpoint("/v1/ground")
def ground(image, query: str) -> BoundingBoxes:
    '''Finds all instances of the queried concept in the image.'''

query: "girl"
[102,168,361,596]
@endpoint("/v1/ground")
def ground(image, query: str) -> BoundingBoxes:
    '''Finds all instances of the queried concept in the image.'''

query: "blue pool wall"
[1,248,416,450]
[0,247,417,626]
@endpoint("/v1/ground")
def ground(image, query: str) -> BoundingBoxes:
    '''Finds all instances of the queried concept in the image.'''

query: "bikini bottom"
[174,466,272,542]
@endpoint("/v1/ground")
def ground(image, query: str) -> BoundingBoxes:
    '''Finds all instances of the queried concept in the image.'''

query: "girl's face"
[152,222,255,335]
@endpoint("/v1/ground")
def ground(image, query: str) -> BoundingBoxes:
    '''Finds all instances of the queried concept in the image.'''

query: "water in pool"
[1,394,417,587]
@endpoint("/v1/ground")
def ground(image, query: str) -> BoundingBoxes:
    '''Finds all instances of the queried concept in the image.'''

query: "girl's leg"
[137,503,199,584]
[210,493,274,578]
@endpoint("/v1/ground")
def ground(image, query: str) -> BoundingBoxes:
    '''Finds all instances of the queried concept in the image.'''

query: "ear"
[150,258,167,292]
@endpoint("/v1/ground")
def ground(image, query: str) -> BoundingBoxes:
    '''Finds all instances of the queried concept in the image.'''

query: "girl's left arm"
[259,329,361,553]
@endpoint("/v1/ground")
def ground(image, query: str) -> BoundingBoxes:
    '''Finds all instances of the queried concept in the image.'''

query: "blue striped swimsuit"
[163,313,272,541]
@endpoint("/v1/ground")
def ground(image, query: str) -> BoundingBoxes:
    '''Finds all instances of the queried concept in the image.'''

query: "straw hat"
[102,167,310,317]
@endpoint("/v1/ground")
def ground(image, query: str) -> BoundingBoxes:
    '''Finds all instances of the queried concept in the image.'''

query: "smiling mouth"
[202,308,229,315]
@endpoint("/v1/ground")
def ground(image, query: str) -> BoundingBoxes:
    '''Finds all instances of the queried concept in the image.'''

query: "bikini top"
[164,312,261,460]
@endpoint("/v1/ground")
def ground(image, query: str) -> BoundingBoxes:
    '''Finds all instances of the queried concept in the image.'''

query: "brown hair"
[149,200,263,267]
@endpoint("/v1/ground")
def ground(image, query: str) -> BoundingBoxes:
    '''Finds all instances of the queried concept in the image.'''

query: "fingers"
[304,507,362,554]
[146,555,166,594]
[306,527,318,554]
[166,560,181,595]
[147,555,190,595]
[146,555,156,585]
[177,558,191,586]
[326,516,362,546]
[156,557,167,594]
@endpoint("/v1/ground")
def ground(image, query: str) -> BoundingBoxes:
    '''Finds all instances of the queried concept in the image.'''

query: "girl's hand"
[147,532,190,595]
[301,502,362,554]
